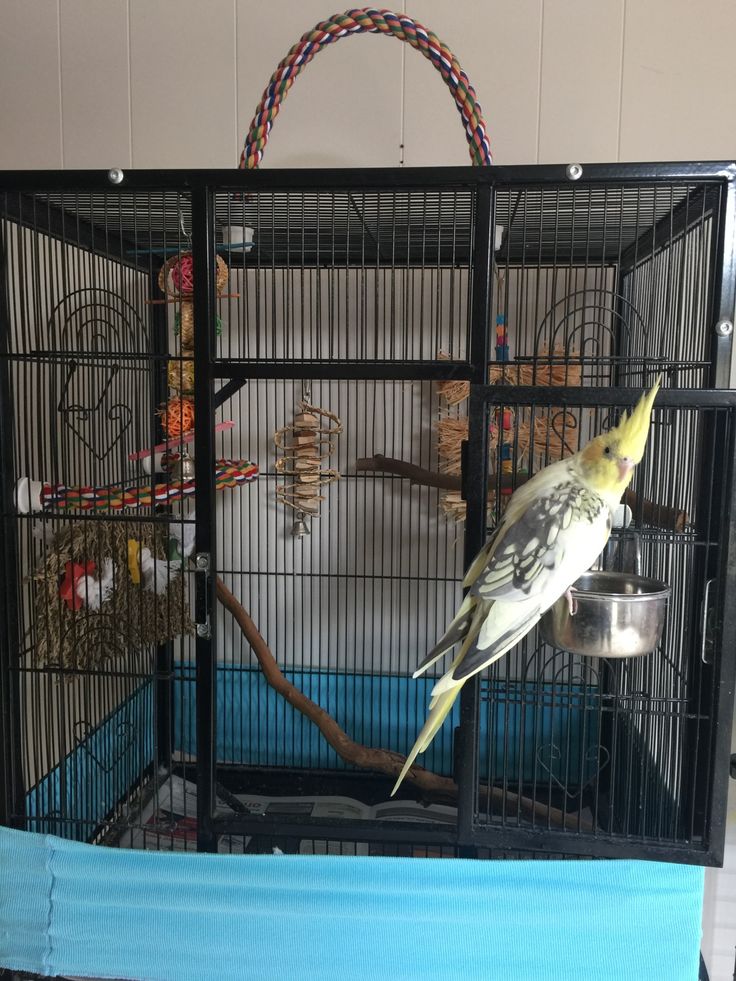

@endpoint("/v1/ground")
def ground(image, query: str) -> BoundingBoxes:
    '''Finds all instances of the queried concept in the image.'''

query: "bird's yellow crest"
[610,373,662,464]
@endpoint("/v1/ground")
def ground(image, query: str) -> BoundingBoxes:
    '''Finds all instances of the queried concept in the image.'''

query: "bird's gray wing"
[470,479,609,601]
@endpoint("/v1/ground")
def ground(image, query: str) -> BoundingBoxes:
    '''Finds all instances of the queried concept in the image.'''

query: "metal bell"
[173,449,196,482]
[291,512,310,538]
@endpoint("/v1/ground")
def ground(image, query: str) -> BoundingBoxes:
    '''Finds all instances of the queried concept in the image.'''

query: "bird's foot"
[565,588,578,617]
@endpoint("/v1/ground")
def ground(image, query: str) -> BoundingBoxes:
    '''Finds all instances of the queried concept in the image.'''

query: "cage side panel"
[0,192,197,845]
[493,182,721,388]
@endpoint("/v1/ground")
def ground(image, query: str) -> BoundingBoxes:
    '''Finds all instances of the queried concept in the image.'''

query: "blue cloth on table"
[0,826,704,981]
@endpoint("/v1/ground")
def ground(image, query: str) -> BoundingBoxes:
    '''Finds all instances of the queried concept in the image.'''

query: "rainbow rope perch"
[240,7,492,169]
[15,461,258,514]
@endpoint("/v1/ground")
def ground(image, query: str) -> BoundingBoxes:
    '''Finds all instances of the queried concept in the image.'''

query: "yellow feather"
[390,685,462,797]
[610,373,662,463]
[579,375,662,498]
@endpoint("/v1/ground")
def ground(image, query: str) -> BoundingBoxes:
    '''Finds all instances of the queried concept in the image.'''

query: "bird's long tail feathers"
[393,596,535,796]
[390,682,462,797]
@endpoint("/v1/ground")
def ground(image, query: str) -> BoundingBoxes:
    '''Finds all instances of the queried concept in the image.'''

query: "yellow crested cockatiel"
[391,376,662,796]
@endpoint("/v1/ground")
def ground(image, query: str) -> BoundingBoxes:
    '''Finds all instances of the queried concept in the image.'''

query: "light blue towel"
[0,826,704,981]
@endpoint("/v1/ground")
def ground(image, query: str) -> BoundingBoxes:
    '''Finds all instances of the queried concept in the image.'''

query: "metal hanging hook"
[178,206,192,248]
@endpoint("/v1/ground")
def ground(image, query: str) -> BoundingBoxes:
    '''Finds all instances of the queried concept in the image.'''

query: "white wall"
[2,0,736,170]
[703,775,736,981]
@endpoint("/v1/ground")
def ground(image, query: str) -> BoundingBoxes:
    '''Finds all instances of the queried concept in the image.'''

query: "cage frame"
[1,161,735,865]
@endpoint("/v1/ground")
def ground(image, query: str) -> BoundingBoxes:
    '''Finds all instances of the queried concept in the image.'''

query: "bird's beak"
[618,458,634,481]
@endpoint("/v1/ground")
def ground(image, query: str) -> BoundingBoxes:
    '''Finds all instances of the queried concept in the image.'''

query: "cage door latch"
[195,552,212,639]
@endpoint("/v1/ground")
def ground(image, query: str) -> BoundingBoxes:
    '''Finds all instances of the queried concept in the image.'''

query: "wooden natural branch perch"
[214,575,590,832]
[356,454,461,490]
[215,575,443,788]
[356,453,689,532]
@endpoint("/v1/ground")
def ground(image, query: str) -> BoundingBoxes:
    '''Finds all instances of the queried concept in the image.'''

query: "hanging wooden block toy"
[274,398,342,536]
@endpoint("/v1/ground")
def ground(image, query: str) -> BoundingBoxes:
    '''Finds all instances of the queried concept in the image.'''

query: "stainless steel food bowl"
[539,571,671,658]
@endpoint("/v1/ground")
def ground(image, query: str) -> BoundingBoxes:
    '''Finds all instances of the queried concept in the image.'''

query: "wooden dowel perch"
[621,489,688,534]
[355,454,689,532]
[214,575,590,832]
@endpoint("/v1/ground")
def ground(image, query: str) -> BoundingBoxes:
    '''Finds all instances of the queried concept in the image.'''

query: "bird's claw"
[565,588,578,617]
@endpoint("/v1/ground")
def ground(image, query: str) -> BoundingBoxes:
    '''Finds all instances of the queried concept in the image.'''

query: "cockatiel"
[391,376,662,796]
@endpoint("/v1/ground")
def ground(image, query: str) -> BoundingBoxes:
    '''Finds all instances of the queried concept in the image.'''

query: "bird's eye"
[603,446,611,455]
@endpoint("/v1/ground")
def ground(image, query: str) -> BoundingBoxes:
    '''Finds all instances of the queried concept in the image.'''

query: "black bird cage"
[1,163,735,866]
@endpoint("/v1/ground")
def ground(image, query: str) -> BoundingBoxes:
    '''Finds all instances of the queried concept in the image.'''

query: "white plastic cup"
[222,225,254,246]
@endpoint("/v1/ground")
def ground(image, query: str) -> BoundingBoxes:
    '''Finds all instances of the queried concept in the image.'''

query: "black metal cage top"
[8,162,733,265]
[18,180,708,267]
[0,162,735,867]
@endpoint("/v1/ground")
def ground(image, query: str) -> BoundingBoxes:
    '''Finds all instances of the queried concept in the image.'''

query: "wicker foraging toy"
[33,520,194,671]
[274,400,342,531]
[167,356,195,394]
[158,253,229,299]
[436,347,582,522]
[176,302,195,347]
[160,251,228,416]
[159,397,195,440]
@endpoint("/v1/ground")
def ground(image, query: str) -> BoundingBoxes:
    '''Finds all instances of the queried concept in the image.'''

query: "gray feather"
[451,608,541,682]
[413,595,475,675]
[470,480,607,601]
